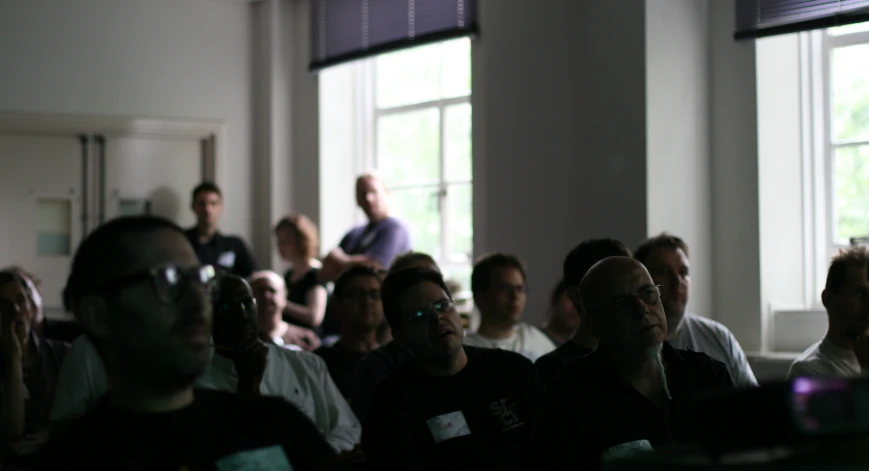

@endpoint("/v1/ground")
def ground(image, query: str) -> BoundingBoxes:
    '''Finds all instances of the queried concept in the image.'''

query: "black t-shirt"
[534,341,594,386]
[532,342,735,470]
[314,343,367,401]
[185,229,257,278]
[283,268,325,330]
[23,389,344,470]
[364,346,543,471]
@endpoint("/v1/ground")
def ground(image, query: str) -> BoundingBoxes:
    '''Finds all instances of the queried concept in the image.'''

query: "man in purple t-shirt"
[320,173,412,282]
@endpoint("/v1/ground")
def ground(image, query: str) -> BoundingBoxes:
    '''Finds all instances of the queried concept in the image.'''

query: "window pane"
[376,43,441,109]
[829,22,869,36]
[377,108,440,187]
[441,38,471,99]
[444,103,472,182]
[446,183,472,264]
[834,145,869,242]
[832,44,869,141]
[390,187,442,260]
[443,265,472,296]
[36,199,71,256]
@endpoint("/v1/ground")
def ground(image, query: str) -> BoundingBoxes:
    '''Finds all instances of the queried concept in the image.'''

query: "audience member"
[532,257,734,469]
[35,216,342,469]
[0,271,68,445]
[364,268,542,470]
[635,233,758,387]
[540,280,579,347]
[249,270,321,352]
[535,239,631,385]
[185,182,257,278]
[320,173,411,282]
[315,266,383,402]
[464,253,555,361]
[790,246,869,378]
[351,252,434,423]
[275,214,328,332]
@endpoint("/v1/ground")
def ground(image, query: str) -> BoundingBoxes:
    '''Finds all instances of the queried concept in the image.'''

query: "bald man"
[320,174,412,283]
[531,257,733,469]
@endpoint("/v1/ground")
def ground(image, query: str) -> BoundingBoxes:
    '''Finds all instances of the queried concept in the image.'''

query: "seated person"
[532,257,734,470]
[3,266,82,343]
[274,214,328,332]
[0,271,69,447]
[364,268,542,470]
[249,270,321,352]
[540,280,579,347]
[31,215,341,469]
[50,272,362,454]
[635,233,757,387]
[320,173,411,283]
[463,253,555,362]
[351,251,435,423]
[790,246,869,378]
[315,266,384,402]
[535,239,632,385]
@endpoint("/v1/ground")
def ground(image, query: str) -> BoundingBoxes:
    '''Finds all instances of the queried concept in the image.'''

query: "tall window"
[359,38,472,290]
[824,22,869,249]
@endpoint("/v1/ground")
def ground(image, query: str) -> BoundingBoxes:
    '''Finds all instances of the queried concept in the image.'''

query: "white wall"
[645,0,713,319]
[0,0,253,240]
[472,0,649,323]
[709,0,764,352]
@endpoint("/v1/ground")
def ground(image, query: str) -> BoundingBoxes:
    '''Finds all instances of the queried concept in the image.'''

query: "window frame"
[353,40,473,280]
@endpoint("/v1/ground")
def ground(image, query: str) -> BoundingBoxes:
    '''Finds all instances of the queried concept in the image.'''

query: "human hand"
[232,336,269,394]
[283,324,321,351]
[0,299,23,365]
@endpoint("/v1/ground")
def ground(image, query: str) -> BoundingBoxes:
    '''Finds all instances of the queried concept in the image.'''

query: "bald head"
[579,257,667,353]
[356,173,389,221]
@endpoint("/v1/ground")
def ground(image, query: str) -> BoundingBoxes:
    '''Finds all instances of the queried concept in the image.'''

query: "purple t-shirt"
[339,217,411,268]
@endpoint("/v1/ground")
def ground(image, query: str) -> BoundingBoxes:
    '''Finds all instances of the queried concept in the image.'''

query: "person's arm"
[0,304,25,441]
[283,285,327,328]
[319,248,383,283]
[233,239,258,279]
[788,359,833,379]
[310,355,362,452]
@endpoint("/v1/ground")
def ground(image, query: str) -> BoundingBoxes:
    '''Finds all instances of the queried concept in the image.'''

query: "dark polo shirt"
[185,229,257,278]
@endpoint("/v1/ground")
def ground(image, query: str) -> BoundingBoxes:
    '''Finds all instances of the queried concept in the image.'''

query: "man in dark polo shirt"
[534,238,632,386]
[532,257,734,470]
[185,182,257,278]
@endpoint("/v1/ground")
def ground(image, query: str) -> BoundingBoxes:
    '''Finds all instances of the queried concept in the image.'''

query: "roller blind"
[310,0,478,71]
[735,0,869,39]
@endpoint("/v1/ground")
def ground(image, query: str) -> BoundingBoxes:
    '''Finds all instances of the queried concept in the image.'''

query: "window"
[358,38,473,291]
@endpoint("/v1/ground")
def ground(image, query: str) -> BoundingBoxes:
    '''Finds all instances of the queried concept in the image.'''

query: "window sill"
[769,307,827,353]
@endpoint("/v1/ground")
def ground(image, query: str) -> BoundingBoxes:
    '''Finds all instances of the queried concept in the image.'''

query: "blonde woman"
[274,214,328,331]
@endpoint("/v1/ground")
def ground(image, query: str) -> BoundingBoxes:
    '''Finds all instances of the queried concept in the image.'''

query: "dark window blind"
[736,0,869,39]
[310,0,478,72]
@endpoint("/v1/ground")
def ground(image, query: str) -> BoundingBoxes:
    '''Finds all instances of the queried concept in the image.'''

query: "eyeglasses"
[216,296,256,315]
[406,298,455,324]
[92,264,216,305]
[589,285,662,314]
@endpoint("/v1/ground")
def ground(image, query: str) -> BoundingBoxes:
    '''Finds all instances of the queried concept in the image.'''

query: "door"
[0,134,83,315]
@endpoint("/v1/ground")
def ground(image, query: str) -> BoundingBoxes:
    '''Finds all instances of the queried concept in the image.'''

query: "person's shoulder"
[268,344,327,371]
[221,234,251,247]
[670,346,733,385]
[683,313,735,336]
[793,340,824,363]
[382,216,410,231]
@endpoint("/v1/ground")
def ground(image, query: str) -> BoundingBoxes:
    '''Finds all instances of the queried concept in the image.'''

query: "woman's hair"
[274,213,320,260]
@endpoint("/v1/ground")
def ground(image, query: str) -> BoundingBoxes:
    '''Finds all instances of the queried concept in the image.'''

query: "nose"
[366,192,376,203]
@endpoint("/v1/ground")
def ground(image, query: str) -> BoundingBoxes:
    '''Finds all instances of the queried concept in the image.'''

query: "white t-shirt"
[50,336,361,452]
[669,313,758,388]
[788,337,861,379]
[463,322,556,362]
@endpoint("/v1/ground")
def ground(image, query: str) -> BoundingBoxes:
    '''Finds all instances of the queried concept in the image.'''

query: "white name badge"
[604,439,653,459]
[215,445,293,471]
[426,411,472,444]
[217,251,236,268]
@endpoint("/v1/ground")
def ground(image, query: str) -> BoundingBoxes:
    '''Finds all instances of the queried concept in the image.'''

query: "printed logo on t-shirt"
[426,411,472,444]
[603,439,653,459]
[217,251,236,268]
[489,398,523,432]
[215,444,293,471]
[359,231,376,250]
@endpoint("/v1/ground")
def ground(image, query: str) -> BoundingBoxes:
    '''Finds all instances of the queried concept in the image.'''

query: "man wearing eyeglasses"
[532,257,734,470]
[363,267,542,470]
[31,216,342,470]
[315,266,384,402]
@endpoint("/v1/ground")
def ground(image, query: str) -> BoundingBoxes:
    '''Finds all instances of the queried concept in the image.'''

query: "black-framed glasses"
[406,298,455,324]
[216,296,256,315]
[589,285,662,314]
[92,264,216,306]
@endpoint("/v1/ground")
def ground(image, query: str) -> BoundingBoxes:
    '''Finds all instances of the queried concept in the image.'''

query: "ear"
[78,295,112,341]
[567,286,582,312]
[821,289,832,310]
